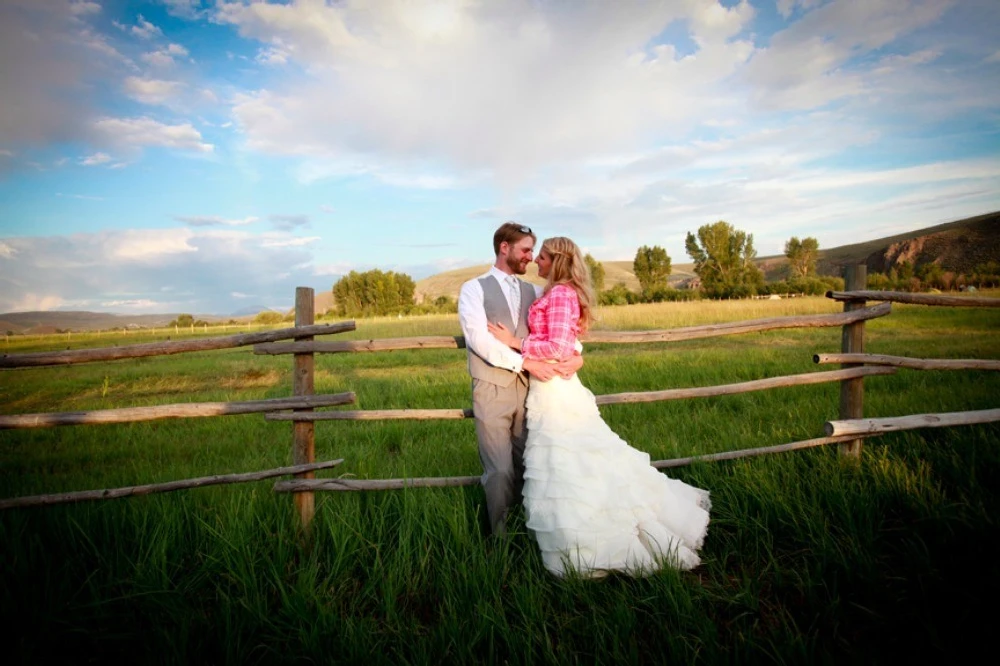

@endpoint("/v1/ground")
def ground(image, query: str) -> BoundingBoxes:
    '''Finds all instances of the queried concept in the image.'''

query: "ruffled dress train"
[522,374,711,578]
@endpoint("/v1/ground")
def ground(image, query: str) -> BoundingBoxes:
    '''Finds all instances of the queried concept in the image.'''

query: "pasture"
[2,295,999,664]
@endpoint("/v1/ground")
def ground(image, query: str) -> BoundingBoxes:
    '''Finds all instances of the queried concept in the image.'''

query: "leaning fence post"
[839,265,867,460]
[292,287,316,530]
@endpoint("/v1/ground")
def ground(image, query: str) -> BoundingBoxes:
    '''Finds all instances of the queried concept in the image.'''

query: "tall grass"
[1,296,999,664]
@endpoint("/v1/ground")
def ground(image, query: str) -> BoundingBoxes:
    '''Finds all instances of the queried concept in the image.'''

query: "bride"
[487,237,711,578]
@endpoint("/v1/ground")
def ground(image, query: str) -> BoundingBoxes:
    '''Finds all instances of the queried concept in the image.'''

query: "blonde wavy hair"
[539,236,596,334]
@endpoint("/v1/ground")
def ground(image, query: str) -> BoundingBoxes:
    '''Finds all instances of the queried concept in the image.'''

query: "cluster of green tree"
[332,269,416,317]
[416,295,460,315]
[167,314,211,328]
[598,283,699,306]
[323,227,995,320]
[867,260,1000,292]
[317,295,457,320]
[251,310,292,325]
[685,221,766,298]
[760,276,844,296]
[583,222,836,303]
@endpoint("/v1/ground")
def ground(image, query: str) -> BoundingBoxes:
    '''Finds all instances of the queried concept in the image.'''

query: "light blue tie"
[507,275,521,328]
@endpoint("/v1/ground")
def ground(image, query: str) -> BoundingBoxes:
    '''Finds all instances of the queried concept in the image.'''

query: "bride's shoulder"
[550,283,578,299]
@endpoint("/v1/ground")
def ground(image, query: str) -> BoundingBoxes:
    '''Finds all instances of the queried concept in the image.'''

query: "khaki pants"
[472,376,529,535]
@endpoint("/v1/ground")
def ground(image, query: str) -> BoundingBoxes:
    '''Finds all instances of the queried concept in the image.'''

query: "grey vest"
[466,275,537,387]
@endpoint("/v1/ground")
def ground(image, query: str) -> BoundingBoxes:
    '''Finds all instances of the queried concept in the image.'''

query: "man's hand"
[523,358,559,382]
[552,352,584,379]
[487,321,519,349]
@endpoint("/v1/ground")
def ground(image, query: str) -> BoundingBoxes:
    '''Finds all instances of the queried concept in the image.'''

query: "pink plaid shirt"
[521,284,581,360]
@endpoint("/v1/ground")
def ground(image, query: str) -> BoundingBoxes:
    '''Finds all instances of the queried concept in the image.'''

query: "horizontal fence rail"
[825,408,1000,437]
[263,367,897,422]
[256,335,465,355]
[0,321,357,368]
[827,290,1000,308]
[583,302,890,343]
[0,460,345,510]
[0,392,356,430]
[594,366,895,405]
[272,433,884,493]
[650,434,876,468]
[254,303,892,356]
[267,408,474,422]
[814,353,1000,371]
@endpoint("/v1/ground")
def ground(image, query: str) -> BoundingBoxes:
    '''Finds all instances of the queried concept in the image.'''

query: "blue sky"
[1,0,998,315]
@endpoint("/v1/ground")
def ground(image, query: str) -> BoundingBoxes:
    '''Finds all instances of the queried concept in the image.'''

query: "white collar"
[489,266,518,283]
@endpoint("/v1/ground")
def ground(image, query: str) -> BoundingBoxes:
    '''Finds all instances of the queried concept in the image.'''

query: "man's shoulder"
[461,271,496,288]
[459,271,494,300]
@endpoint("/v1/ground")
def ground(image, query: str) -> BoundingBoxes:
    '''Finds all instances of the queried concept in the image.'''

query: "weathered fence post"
[293,287,316,530]
[839,265,867,460]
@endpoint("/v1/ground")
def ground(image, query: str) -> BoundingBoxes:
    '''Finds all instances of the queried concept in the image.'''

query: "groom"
[458,222,583,536]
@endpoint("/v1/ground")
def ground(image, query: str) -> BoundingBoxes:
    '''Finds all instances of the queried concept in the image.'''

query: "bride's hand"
[487,321,519,349]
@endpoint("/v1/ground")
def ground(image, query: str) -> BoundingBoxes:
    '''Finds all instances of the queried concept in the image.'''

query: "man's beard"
[506,253,528,275]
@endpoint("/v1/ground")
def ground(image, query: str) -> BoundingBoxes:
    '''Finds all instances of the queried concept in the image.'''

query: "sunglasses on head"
[516,225,532,234]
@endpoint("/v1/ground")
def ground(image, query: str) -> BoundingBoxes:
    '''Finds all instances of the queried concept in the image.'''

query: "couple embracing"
[458,222,711,579]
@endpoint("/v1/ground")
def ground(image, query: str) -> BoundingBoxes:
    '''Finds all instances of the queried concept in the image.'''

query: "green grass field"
[2,295,999,664]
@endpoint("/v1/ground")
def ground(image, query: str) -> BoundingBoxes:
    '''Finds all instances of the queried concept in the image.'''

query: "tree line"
[600,221,830,304]
[319,220,996,319]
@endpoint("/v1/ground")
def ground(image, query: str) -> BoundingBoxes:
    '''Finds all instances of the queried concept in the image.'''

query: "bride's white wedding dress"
[522,374,711,577]
[517,283,710,578]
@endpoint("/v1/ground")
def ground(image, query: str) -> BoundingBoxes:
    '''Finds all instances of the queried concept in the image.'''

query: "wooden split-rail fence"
[1,267,998,528]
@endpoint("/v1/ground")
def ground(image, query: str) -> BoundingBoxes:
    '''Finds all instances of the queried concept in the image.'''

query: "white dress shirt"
[458,266,543,374]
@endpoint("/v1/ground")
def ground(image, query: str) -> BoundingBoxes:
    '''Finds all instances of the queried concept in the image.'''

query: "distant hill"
[0,311,228,335]
[411,260,698,303]
[751,210,1000,282]
[413,211,998,302]
[816,210,999,276]
[230,305,276,317]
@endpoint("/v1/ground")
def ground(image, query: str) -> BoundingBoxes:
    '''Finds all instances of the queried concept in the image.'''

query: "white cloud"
[142,43,190,67]
[269,214,310,230]
[776,0,823,20]
[175,215,259,227]
[742,0,953,110]
[91,116,214,154]
[160,0,206,20]
[69,2,101,17]
[220,0,755,184]
[0,2,119,152]
[123,76,185,105]
[0,228,327,314]
[873,48,942,75]
[80,151,112,166]
[985,50,1000,63]
[108,229,198,261]
[256,46,289,65]
[261,236,321,248]
[314,262,356,277]
[5,293,67,312]
[56,192,105,200]
[132,15,163,39]
[141,51,174,67]
[0,241,16,259]
[690,0,755,43]
[100,299,159,308]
